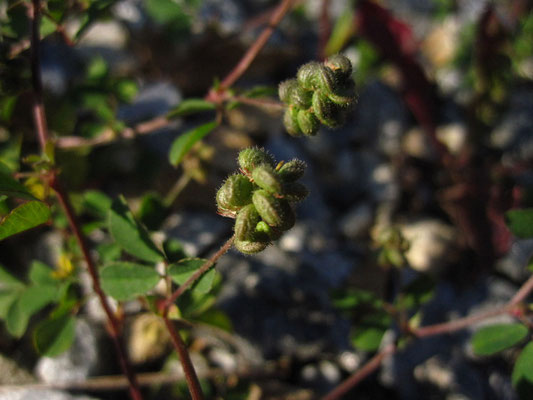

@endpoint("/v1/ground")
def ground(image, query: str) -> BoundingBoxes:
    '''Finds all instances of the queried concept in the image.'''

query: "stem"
[29,2,142,399]
[163,173,192,208]
[318,0,332,60]
[163,314,204,400]
[164,236,235,308]
[321,344,396,400]
[217,0,295,91]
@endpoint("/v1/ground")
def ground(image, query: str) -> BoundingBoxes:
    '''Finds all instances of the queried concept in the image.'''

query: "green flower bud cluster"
[217,148,308,254]
[279,54,357,137]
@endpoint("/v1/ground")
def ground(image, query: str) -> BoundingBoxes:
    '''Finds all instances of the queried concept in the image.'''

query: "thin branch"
[163,315,204,400]
[318,0,332,60]
[29,2,142,399]
[214,0,296,94]
[321,344,396,400]
[164,235,235,309]
[510,273,533,306]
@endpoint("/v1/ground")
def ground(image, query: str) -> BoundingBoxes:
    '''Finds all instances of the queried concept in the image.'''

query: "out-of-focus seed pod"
[252,164,282,195]
[282,182,309,202]
[256,221,282,240]
[238,147,275,173]
[252,190,295,230]
[325,54,352,81]
[283,106,302,137]
[312,91,341,128]
[297,109,319,136]
[297,62,322,90]
[278,79,298,103]
[216,174,253,215]
[277,159,306,182]
[234,204,261,241]
[234,238,269,254]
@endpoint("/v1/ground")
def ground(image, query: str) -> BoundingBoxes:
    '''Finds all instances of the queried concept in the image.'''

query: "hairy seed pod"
[283,106,302,137]
[290,85,313,109]
[327,79,357,107]
[216,174,253,214]
[256,221,282,240]
[282,182,309,202]
[252,164,282,195]
[324,54,352,81]
[252,190,295,230]
[278,79,298,103]
[238,147,275,173]
[297,109,319,136]
[234,204,261,241]
[234,238,269,254]
[312,90,342,128]
[277,159,306,182]
[297,62,322,90]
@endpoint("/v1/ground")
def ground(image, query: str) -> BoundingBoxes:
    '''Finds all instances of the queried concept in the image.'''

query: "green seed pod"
[290,85,313,109]
[216,174,253,214]
[277,159,306,182]
[324,54,352,81]
[297,109,319,136]
[234,204,261,241]
[256,221,282,240]
[278,79,298,103]
[234,238,269,254]
[327,79,357,107]
[282,182,309,202]
[252,189,295,230]
[283,106,302,137]
[297,62,322,90]
[252,164,282,195]
[238,147,275,173]
[312,90,342,128]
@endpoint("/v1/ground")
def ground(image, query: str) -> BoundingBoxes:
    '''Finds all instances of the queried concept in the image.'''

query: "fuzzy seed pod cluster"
[217,148,308,254]
[279,54,357,137]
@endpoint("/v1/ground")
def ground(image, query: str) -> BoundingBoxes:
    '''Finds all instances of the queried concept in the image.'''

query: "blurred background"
[1,0,533,399]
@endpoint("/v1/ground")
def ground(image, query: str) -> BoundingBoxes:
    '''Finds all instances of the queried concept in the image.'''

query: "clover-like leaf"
[33,313,76,357]
[100,262,161,301]
[168,258,216,295]
[472,323,528,356]
[169,121,217,167]
[0,201,50,241]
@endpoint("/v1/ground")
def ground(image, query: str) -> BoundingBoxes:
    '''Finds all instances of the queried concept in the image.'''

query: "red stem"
[216,0,295,92]
[163,314,204,400]
[29,2,142,399]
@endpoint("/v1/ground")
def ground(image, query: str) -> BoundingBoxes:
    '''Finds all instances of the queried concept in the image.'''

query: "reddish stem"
[318,0,332,60]
[29,2,142,399]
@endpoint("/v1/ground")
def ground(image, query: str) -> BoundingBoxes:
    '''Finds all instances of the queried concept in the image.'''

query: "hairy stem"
[164,236,235,309]
[29,2,142,399]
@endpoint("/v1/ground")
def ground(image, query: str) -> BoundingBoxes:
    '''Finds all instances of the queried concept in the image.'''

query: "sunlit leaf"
[169,121,217,167]
[0,201,51,241]
[168,258,215,295]
[100,262,161,301]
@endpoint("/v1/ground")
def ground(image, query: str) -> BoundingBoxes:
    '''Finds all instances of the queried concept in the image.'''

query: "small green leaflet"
[324,7,355,56]
[0,171,37,200]
[167,99,216,118]
[0,201,51,241]
[33,313,76,357]
[351,313,392,352]
[100,262,161,301]
[169,121,217,166]
[505,209,533,239]
[471,323,528,356]
[168,258,216,295]
[108,196,164,263]
[512,342,533,392]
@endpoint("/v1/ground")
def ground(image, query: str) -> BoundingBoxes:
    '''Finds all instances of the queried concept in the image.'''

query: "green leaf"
[0,264,24,287]
[169,121,217,167]
[193,309,233,332]
[33,313,76,357]
[138,192,167,231]
[114,79,138,103]
[325,7,355,56]
[472,323,528,356]
[100,262,161,301]
[29,261,57,286]
[351,313,392,352]
[96,242,122,263]
[86,57,108,81]
[513,342,533,399]
[0,201,51,241]
[83,190,112,218]
[40,15,57,38]
[168,258,215,295]
[145,0,190,25]
[506,209,533,238]
[0,289,21,320]
[331,288,382,310]
[397,276,435,310]
[167,99,216,118]
[0,171,37,200]
[108,196,164,263]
